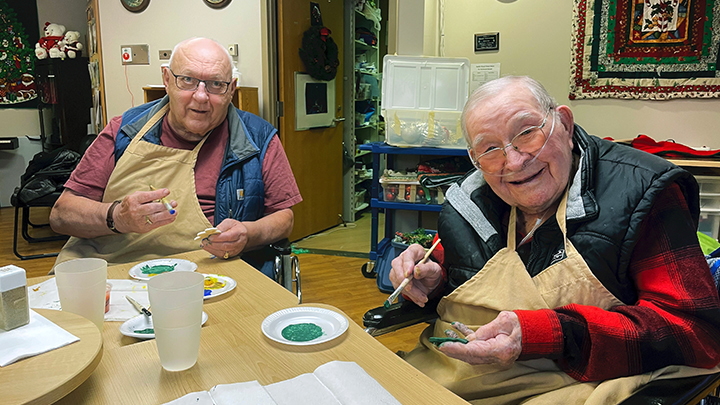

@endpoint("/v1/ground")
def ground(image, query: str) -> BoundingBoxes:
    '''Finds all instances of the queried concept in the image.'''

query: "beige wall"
[440,0,720,148]
[97,0,265,120]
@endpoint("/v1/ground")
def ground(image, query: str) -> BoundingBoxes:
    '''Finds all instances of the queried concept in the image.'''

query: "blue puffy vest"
[114,96,278,276]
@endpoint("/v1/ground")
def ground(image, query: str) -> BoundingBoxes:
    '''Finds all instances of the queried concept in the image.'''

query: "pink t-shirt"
[65,115,302,224]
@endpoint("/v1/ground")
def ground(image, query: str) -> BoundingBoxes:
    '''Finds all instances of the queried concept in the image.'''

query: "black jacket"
[438,125,699,304]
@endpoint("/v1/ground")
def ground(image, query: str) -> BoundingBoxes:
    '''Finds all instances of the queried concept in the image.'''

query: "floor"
[0,206,425,354]
[293,210,385,257]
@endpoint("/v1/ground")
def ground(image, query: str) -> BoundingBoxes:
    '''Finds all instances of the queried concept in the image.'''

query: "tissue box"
[0,265,30,331]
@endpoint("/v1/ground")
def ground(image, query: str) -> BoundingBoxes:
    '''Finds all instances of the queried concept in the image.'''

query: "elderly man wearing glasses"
[390,76,720,403]
[50,37,301,277]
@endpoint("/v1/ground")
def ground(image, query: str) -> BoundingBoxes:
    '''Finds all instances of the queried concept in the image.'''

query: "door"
[277,0,344,241]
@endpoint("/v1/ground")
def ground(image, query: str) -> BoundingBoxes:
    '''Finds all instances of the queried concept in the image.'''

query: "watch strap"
[106,200,122,234]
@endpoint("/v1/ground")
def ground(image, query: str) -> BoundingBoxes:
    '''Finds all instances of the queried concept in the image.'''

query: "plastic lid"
[0,265,27,292]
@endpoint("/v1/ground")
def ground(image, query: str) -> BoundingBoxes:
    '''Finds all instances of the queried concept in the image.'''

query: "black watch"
[106,200,122,234]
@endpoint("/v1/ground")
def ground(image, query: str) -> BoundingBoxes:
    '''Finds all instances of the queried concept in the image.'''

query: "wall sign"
[474,32,499,52]
[294,72,336,130]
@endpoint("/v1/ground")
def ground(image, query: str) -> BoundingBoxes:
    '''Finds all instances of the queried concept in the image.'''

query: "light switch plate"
[120,44,150,65]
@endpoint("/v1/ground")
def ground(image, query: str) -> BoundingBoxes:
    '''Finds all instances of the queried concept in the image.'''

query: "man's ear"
[161,66,171,89]
[555,105,574,138]
[228,77,237,95]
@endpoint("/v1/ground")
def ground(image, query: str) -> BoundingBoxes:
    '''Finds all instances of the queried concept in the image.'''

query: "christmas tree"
[0,0,36,105]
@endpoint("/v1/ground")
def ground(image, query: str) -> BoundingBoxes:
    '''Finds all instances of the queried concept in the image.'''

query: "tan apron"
[56,105,212,266]
[404,190,718,405]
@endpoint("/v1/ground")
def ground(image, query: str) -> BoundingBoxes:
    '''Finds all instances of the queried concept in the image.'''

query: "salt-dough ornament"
[194,227,222,241]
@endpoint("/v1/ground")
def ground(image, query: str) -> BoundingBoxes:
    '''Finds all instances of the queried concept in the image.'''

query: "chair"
[270,238,301,304]
[363,301,720,404]
[11,135,96,260]
[11,189,68,260]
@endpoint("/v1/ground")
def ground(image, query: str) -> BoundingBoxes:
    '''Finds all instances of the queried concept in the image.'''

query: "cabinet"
[142,86,260,116]
[343,4,385,221]
[359,142,467,264]
[34,58,92,152]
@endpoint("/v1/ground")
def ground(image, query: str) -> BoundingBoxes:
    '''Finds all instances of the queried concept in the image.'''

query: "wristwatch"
[106,200,122,234]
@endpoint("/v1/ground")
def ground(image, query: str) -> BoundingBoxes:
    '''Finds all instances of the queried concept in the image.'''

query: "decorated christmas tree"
[0,0,36,105]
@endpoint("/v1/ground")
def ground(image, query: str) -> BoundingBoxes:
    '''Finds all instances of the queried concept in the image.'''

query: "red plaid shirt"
[515,183,720,381]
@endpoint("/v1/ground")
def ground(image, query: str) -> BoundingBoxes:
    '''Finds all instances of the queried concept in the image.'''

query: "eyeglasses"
[167,68,232,95]
[469,109,555,175]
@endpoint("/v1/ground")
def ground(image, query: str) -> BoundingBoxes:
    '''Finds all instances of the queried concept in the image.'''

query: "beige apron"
[56,105,212,265]
[404,190,718,405]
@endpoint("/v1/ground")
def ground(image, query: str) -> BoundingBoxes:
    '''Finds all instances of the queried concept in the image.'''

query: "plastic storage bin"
[379,176,444,204]
[699,212,720,240]
[696,176,720,239]
[384,109,464,148]
[381,55,470,148]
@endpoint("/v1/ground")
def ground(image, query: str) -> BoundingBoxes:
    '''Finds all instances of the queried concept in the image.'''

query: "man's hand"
[200,218,249,258]
[113,189,177,234]
[437,311,522,368]
[389,243,444,307]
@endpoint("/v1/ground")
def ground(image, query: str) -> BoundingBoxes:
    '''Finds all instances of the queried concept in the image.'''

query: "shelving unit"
[343,5,385,221]
[359,142,467,265]
[86,0,106,133]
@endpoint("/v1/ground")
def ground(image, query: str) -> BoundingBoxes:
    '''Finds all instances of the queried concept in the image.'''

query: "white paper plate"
[261,307,349,346]
[128,259,198,281]
[202,274,237,300]
[119,311,208,339]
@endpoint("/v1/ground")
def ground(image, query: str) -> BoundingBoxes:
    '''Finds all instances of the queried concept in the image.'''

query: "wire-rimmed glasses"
[167,68,232,95]
[468,109,555,176]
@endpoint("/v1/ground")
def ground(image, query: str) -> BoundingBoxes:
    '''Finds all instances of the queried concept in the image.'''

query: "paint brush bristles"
[384,238,441,308]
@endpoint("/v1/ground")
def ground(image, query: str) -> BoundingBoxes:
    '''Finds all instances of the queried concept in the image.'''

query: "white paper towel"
[0,309,79,367]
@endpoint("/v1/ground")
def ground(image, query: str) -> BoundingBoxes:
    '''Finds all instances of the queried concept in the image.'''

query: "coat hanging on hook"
[298,2,339,81]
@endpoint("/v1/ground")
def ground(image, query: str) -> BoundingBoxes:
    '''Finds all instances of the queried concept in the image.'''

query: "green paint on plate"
[133,328,154,334]
[140,263,177,275]
[281,323,323,342]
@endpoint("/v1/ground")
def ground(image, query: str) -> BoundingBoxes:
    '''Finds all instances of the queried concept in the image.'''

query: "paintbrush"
[384,238,441,309]
[149,185,176,215]
[126,295,152,317]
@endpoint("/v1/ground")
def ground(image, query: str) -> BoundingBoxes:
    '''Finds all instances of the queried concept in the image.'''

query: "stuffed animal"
[60,31,83,58]
[35,22,66,59]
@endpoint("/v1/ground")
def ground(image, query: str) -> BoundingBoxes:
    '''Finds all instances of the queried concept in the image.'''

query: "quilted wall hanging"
[570,0,720,100]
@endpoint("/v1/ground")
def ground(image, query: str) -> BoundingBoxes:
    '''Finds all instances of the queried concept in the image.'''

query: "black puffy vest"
[438,125,699,304]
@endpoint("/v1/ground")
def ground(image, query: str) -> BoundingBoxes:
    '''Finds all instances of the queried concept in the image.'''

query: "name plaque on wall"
[474,32,499,52]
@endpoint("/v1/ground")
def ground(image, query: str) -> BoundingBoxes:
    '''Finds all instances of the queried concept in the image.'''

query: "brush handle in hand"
[385,238,442,306]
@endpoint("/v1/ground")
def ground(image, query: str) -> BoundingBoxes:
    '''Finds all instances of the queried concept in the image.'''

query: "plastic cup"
[53,258,108,331]
[148,271,204,371]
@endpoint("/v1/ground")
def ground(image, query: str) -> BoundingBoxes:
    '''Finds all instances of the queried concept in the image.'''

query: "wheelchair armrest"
[363,297,440,337]
[269,238,292,255]
[618,372,720,405]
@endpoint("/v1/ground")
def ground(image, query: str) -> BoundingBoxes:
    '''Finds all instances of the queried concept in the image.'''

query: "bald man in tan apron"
[56,105,211,265]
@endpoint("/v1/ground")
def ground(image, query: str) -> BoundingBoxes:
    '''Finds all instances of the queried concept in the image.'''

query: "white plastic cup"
[148,271,204,371]
[53,258,108,331]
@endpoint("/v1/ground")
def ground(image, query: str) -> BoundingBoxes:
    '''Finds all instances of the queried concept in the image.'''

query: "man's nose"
[503,146,528,172]
[193,82,210,101]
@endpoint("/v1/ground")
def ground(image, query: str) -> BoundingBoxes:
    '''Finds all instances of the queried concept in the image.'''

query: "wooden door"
[277,0,344,241]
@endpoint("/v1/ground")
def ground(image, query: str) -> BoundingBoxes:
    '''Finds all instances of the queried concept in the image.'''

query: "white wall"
[97,0,265,119]
[440,0,720,148]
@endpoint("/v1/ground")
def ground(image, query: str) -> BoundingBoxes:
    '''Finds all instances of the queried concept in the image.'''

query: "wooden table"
[1,309,103,405]
[28,250,468,404]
